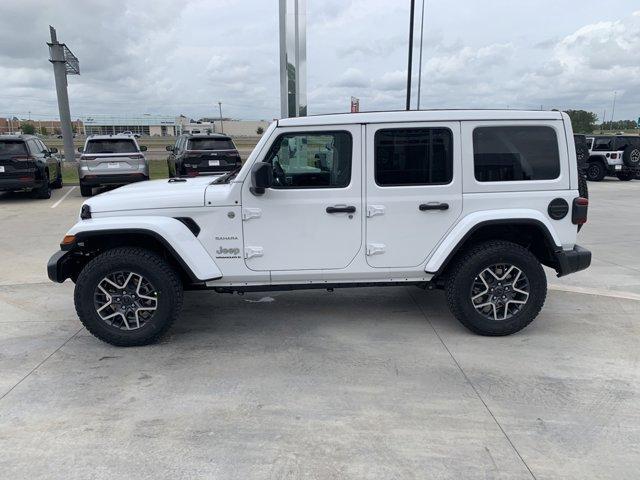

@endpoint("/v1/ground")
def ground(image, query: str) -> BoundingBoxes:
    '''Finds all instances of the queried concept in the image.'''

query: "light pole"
[610,91,617,131]
[416,0,426,110]
[406,0,416,110]
[47,26,79,162]
[218,101,224,133]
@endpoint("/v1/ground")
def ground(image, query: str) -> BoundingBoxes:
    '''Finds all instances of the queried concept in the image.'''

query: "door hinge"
[242,208,262,221]
[366,205,386,218]
[366,243,386,256]
[244,246,264,259]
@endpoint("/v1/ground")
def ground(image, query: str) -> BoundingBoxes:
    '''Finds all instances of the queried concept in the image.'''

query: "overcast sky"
[0,0,638,122]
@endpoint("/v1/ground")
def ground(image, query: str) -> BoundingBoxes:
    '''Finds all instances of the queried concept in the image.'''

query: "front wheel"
[74,247,183,346]
[445,241,547,336]
[80,183,93,197]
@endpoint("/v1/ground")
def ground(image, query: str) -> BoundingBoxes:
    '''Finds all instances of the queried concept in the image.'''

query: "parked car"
[585,135,640,181]
[0,135,62,198]
[167,133,241,177]
[121,131,141,138]
[78,135,149,197]
[48,110,591,346]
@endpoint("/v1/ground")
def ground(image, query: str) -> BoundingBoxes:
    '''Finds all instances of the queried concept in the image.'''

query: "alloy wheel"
[93,271,158,330]
[470,264,530,321]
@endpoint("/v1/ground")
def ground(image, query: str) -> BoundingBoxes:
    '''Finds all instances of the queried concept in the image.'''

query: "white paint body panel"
[66,110,582,288]
[67,216,222,281]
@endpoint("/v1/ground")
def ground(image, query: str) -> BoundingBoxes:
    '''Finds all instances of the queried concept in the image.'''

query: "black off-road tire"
[33,171,51,199]
[74,247,183,346]
[616,172,634,181]
[445,241,547,336]
[577,174,588,231]
[585,161,606,181]
[80,183,93,197]
[622,146,640,169]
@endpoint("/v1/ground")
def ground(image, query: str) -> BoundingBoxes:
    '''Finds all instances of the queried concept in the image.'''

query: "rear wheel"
[74,247,183,346]
[80,183,93,197]
[586,161,606,181]
[32,171,51,199]
[616,172,634,181]
[51,167,63,189]
[445,241,547,336]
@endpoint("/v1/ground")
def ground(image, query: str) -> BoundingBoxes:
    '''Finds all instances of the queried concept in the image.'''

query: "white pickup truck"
[48,110,591,346]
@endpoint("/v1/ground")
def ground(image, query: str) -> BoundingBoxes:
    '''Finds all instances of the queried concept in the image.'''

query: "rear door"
[365,122,463,268]
[186,137,241,173]
[85,138,141,172]
[0,140,31,178]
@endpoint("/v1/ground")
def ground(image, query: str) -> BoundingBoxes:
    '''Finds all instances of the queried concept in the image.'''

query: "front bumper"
[47,249,80,283]
[555,245,591,277]
[79,173,148,187]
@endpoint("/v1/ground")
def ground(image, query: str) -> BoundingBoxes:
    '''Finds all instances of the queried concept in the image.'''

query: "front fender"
[66,216,222,281]
[424,209,562,274]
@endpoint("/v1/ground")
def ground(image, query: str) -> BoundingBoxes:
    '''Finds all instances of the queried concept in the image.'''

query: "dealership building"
[81,114,178,136]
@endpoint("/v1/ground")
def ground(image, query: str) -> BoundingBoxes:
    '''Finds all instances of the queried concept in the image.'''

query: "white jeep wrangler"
[48,110,591,346]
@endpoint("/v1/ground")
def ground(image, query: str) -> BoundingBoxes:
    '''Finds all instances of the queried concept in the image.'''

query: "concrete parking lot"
[1,181,639,479]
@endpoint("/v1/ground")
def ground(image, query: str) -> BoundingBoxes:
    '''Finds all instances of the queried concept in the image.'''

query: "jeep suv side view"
[585,135,640,181]
[78,135,149,197]
[167,133,241,177]
[48,110,591,346]
[0,135,62,199]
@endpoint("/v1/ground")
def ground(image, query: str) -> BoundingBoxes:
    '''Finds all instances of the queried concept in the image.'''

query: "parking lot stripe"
[50,186,76,209]
[549,284,640,302]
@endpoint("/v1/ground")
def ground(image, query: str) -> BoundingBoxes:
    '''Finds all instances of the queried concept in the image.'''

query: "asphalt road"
[0,179,639,479]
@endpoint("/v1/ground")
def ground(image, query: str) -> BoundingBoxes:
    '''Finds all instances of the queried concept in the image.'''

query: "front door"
[241,125,362,271]
[365,122,462,268]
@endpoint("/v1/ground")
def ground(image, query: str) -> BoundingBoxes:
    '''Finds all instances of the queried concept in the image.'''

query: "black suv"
[166,134,241,177]
[0,135,62,199]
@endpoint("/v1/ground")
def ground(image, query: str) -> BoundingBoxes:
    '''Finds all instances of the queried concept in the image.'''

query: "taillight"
[12,155,33,162]
[572,197,588,225]
[82,156,97,161]
[129,154,143,159]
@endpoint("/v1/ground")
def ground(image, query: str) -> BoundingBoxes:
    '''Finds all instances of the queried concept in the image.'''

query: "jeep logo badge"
[216,246,240,258]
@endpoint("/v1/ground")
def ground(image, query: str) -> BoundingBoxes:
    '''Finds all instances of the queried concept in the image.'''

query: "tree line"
[564,110,638,134]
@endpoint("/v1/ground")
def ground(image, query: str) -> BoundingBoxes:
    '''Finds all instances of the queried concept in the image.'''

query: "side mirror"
[250,162,273,195]
[140,145,147,152]
[166,145,174,152]
[77,147,84,153]
[49,147,58,154]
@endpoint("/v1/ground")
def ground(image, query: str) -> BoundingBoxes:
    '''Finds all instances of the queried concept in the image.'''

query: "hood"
[85,176,218,213]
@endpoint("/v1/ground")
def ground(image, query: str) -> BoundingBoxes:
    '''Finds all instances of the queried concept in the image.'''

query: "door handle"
[419,202,449,211]
[326,205,356,214]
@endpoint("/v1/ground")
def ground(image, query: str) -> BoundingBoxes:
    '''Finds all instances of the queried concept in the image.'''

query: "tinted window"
[85,139,138,154]
[375,128,453,186]
[188,138,235,150]
[473,126,560,182]
[264,131,352,188]
[592,138,612,151]
[0,141,27,156]
[27,139,42,155]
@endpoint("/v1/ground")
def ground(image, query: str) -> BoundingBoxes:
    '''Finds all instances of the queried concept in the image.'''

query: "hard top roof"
[277,109,565,127]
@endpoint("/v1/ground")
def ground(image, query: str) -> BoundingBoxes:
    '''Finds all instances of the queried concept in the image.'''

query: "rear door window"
[188,138,236,150]
[85,139,138,154]
[473,126,560,182]
[592,138,612,151]
[0,141,28,156]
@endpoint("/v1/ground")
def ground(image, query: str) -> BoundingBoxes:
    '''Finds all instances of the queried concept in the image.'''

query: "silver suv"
[78,135,149,197]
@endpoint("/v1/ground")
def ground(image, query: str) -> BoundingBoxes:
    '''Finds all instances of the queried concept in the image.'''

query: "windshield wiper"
[212,165,243,184]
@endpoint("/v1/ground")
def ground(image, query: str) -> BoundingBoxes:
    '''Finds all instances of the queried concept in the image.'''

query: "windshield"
[0,141,28,156]
[85,139,138,154]
[188,138,235,150]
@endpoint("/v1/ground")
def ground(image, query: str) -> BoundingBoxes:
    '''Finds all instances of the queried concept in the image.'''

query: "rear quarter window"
[85,139,138,154]
[0,141,28,156]
[188,138,236,150]
[473,126,560,182]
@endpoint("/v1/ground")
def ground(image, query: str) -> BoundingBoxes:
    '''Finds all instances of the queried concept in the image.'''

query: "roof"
[0,134,34,140]
[183,133,231,139]
[277,109,565,127]
[86,134,138,140]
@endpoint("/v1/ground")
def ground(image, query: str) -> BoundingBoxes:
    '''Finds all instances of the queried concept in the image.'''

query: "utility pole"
[601,109,606,132]
[416,0,426,110]
[279,0,307,118]
[47,26,79,163]
[218,101,224,133]
[406,0,416,110]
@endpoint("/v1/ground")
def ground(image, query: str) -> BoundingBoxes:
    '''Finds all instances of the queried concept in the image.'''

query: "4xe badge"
[216,246,241,259]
